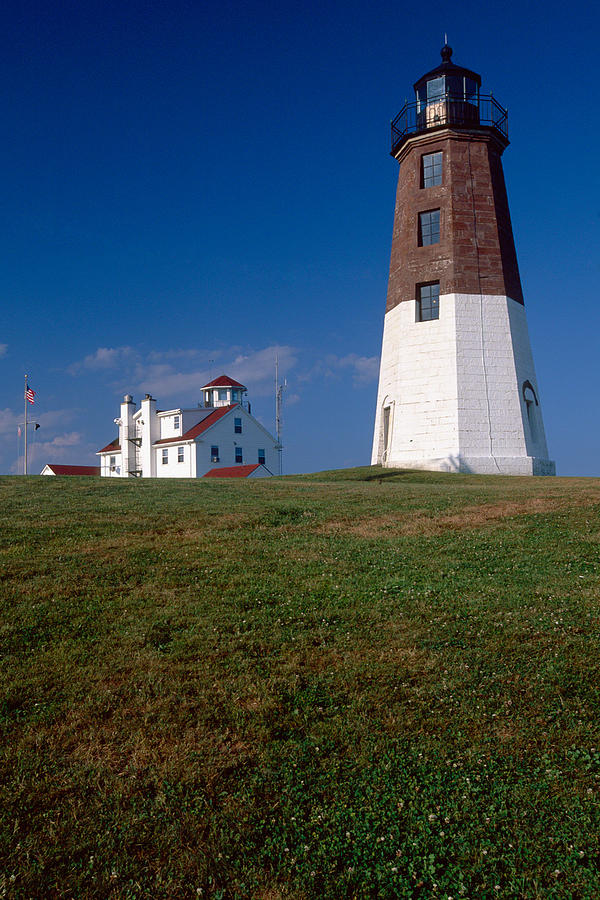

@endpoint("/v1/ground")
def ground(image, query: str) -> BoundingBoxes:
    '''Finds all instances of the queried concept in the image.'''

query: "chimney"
[140,393,159,477]
[119,394,137,477]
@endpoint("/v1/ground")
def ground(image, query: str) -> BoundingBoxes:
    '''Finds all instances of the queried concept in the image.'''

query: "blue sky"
[1,0,598,476]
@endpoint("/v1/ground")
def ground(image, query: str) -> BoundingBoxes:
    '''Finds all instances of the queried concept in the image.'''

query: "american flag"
[26,387,35,404]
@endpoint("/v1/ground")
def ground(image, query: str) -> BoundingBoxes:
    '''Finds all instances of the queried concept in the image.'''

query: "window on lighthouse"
[418,210,440,246]
[422,152,442,188]
[523,384,539,443]
[383,407,391,452]
[417,282,440,321]
[426,76,445,102]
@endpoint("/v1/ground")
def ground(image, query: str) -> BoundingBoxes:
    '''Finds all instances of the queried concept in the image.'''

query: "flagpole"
[24,374,28,475]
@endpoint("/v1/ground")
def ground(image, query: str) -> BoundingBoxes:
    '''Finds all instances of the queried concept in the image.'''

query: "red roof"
[154,405,235,445]
[202,374,247,390]
[44,464,100,476]
[203,464,261,478]
[98,438,120,454]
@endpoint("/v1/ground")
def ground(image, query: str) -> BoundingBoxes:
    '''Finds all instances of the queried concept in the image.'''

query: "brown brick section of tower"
[386,128,523,313]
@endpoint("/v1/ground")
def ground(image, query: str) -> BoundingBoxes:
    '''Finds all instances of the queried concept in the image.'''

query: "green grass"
[1,468,600,899]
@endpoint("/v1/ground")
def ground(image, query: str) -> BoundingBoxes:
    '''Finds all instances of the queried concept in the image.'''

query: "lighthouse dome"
[413,43,481,130]
[413,43,481,95]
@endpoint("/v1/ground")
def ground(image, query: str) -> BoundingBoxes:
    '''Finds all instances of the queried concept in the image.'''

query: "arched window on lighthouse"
[383,407,391,454]
[380,399,394,463]
[523,382,539,444]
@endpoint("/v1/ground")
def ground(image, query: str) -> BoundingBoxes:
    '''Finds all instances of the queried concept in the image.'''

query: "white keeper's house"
[97,375,279,478]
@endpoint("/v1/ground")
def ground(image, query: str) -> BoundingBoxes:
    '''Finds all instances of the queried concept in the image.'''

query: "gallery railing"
[391,94,508,155]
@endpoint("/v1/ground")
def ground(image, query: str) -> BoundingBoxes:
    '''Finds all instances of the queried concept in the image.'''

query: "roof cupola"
[201,374,248,409]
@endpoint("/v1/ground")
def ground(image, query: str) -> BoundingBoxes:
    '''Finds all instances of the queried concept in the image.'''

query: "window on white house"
[258,449,266,465]
[174,416,180,430]
[234,417,242,434]
[235,447,243,463]
[162,448,168,464]
[211,445,219,462]
[177,446,184,462]
[109,456,116,467]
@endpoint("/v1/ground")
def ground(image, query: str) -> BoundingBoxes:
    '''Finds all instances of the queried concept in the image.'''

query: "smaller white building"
[97,375,279,478]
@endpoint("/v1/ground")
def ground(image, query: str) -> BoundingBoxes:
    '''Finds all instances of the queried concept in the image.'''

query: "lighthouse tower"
[372,45,554,475]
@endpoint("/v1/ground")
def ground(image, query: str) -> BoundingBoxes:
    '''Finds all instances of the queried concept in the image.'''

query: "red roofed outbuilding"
[203,464,272,478]
[41,464,100,476]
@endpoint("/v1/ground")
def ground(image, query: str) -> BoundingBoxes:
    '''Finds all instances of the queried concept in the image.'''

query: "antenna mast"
[275,356,285,475]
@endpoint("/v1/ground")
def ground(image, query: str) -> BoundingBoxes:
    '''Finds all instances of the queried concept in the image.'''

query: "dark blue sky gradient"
[1,0,598,474]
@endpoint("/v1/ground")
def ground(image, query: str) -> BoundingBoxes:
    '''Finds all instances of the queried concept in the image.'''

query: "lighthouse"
[371,44,554,475]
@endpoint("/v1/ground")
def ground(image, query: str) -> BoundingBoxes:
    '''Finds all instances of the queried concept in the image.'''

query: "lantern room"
[414,43,481,129]
[390,43,508,156]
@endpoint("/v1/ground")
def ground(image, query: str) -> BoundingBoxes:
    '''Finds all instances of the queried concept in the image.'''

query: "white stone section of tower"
[372,293,554,475]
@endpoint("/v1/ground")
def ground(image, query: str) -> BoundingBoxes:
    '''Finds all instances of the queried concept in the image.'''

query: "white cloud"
[10,431,89,474]
[296,353,379,387]
[37,408,78,429]
[334,354,380,385]
[1,406,84,474]
[40,431,83,448]
[69,346,137,373]
[228,345,297,395]
[67,343,298,401]
[0,344,7,358]
[127,366,207,399]
[147,348,220,363]
[65,341,375,426]
[0,406,78,435]
[123,344,298,400]
[0,408,19,435]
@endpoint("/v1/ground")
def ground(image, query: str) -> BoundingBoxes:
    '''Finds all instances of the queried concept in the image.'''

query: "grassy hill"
[1,468,599,899]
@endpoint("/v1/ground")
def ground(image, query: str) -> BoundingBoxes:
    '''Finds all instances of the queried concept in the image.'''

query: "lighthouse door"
[383,407,390,452]
[381,402,394,463]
